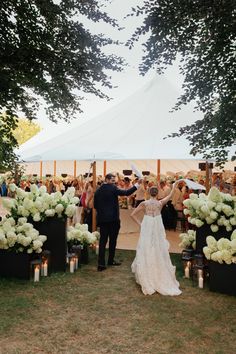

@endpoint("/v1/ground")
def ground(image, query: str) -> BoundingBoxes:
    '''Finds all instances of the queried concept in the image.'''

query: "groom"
[94,173,141,271]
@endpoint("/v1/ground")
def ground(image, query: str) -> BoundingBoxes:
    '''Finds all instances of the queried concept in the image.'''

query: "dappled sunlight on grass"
[0,250,236,354]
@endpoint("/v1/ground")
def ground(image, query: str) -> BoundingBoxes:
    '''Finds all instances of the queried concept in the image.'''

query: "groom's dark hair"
[105,173,115,180]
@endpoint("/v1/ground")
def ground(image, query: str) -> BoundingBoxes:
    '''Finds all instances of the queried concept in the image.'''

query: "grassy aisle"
[0,250,235,354]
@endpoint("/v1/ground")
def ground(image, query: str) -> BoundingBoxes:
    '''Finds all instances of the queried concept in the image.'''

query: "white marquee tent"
[18,76,235,176]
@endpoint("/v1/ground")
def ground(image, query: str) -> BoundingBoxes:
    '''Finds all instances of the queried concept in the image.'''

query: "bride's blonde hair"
[149,186,158,197]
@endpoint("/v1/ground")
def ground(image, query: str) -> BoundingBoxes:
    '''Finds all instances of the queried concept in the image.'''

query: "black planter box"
[209,261,236,296]
[196,224,234,254]
[0,251,33,279]
[80,245,89,265]
[33,217,67,272]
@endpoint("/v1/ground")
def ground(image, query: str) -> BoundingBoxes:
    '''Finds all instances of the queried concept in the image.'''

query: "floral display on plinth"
[203,230,236,264]
[183,187,236,232]
[3,184,79,221]
[67,223,99,248]
[179,230,196,250]
[0,217,47,253]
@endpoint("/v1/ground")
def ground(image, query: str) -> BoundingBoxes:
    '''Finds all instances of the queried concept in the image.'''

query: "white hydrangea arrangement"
[3,184,80,222]
[0,217,47,253]
[203,230,236,265]
[183,187,236,232]
[179,230,196,249]
[67,223,99,247]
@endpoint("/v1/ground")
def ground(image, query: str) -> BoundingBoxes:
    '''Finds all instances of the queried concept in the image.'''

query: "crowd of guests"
[0,172,235,232]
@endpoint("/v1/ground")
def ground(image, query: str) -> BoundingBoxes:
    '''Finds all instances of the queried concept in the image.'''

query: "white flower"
[231,230,236,240]
[39,186,47,194]
[189,193,198,200]
[2,221,12,232]
[9,183,16,192]
[45,209,56,217]
[230,217,236,226]
[208,187,222,203]
[65,205,76,218]
[217,238,231,251]
[210,224,219,233]
[32,240,43,250]
[230,239,236,252]
[222,205,234,217]
[38,235,47,243]
[203,246,212,260]
[18,217,28,225]
[55,204,64,214]
[30,184,39,194]
[2,198,16,210]
[33,213,41,222]
[195,219,204,228]
[16,188,26,199]
[206,236,218,251]
[210,211,218,220]
[205,217,214,225]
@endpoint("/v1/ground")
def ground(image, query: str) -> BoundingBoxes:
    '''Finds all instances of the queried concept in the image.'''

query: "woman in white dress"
[131,182,181,296]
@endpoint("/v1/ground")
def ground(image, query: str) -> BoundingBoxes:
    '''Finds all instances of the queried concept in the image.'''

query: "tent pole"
[92,161,97,232]
[73,160,77,178]
[103,160,107,177]
[157,159,161,182]
[53,160,57,177]
[205,161,210,194]
[40,161,43,179]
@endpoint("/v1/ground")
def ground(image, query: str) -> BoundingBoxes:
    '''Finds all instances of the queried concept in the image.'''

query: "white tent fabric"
[18,76,207,162]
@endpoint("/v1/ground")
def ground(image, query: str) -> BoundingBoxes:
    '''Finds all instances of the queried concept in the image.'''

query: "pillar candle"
[43,262,48,276]
[70,259,74,273]
[34,266,40,282]
[198,277,204,289]
[184,266,190,278]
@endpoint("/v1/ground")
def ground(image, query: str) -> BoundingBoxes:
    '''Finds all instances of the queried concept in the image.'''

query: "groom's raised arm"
[116,180,142,197]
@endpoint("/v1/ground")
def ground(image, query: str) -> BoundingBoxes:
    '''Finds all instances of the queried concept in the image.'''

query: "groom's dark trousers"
[94,183,137,266]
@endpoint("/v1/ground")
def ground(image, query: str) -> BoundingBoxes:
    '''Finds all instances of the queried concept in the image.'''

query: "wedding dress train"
[131,213,181,296]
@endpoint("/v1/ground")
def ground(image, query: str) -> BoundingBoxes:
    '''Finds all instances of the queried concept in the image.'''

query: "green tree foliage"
[128,0,236,164]
[0,0,123,122]
[0,113,18,171]
[0,0,123,168]
[13,118,41,145]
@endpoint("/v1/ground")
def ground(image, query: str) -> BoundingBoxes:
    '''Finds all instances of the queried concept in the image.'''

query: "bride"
[131,182,182,296]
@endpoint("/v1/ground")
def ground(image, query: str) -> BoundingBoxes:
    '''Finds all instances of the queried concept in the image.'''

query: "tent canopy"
[17,76,226,162]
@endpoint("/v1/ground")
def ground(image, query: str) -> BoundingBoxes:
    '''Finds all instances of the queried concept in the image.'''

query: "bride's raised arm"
[160,181,179,206]
[130,201,145,226]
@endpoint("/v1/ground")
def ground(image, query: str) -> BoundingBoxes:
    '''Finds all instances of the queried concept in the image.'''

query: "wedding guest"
[134,179,146,207]
[83,181,94,232]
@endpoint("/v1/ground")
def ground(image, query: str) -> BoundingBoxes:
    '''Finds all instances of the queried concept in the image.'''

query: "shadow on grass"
[0,250,236,354]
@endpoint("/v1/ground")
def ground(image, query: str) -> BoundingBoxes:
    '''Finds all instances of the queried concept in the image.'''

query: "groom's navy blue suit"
[94,182,137,267]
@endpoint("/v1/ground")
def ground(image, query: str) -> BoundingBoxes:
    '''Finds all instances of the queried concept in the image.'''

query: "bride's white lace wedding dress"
[131,199,181,296]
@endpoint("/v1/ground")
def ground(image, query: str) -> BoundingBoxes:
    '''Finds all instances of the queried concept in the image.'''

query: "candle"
[70,259,74,273]
[66,256,69,264]
[96,244,99,255]
[198,277,204,289]
[34,265,40,282]
[43,261,48,276]
[184,265,190,278]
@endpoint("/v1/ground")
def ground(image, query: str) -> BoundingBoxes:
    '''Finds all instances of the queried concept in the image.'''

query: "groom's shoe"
[97,265,107,272]
[108,260,122,266]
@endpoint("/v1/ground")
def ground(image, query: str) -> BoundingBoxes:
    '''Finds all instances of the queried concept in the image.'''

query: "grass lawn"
[0,250,236,354]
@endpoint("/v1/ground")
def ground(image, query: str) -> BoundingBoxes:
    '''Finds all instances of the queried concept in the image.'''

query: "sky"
[36,0,183,135]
